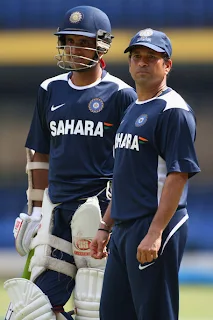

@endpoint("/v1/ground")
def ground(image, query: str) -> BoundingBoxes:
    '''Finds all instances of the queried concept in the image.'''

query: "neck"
[136,82,168,101]
[71,66,102,86]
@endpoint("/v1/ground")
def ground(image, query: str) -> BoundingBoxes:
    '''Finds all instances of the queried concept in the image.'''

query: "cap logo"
[69,11,83,23]
[137,37,151,43]
[139,29,153,37]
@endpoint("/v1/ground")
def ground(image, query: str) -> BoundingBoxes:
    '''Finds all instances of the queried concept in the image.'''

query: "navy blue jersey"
[25,70,137,204]
[111,88,200,221]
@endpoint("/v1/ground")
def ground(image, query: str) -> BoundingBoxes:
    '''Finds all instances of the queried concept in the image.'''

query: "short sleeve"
[25,86,50,154]
[155,108,200,177]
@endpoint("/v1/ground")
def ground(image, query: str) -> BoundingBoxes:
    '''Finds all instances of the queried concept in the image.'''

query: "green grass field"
[0,280,212,319]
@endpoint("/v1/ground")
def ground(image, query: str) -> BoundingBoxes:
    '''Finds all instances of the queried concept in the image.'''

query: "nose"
[138,56,148,66]
[70,46,82,55]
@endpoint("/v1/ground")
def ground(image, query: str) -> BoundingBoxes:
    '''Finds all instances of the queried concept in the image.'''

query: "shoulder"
[40,73,70,91]
[103,72,135,92]
[158,89,192,113]
[157,89,196,134]
[102,73,137,104]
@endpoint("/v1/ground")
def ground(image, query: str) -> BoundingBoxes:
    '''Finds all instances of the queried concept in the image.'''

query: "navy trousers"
[100,209,188,320]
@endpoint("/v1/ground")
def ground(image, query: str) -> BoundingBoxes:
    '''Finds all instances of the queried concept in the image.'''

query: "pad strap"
[27,189,45,202]
[30,255,76,278]
[26,162,49,171]
[31,234,73,256]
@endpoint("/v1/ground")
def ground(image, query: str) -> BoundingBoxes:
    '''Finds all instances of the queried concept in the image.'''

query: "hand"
[90,230,110,259]
[136,231,162,264]
[13,207,42,256]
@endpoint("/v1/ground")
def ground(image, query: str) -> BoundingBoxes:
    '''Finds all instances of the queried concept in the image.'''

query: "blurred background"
[0,0,213,313]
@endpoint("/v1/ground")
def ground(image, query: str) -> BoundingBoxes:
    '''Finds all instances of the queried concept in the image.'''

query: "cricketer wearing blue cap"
[91,28,200,320]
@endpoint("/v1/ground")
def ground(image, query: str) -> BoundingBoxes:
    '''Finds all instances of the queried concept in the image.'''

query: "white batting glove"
[13,207,42,256]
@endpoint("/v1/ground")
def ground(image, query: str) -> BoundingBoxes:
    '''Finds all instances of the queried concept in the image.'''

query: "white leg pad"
[4,278,56,320]
[29,189,76,282]
[71,196,106,270]
[74,268,104,320]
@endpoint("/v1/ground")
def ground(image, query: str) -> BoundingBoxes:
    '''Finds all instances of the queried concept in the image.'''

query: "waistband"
[114,207,187,226]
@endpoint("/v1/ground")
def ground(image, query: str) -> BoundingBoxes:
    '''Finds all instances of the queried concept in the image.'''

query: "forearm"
[99,200,114,230]
[32,152,49,207]
[91,201,114,259]
[148,172,188,236]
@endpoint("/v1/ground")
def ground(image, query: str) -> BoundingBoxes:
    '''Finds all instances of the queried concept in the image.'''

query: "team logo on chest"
[135,114,148,127]
[88,98,104,113]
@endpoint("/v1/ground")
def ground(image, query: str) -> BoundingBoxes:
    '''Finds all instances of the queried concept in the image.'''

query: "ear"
[128,56,132,69]
[165,59,172,75]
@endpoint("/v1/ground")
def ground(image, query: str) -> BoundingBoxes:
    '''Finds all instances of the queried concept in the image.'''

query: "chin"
[135,76,147,82]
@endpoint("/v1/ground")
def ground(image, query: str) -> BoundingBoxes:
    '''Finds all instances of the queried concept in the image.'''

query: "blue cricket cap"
[55,6,112,37]
[124,28,172,57]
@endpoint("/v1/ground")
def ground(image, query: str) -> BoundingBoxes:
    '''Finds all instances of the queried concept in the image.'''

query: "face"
[63,34,97,70]
[129,46,172,87]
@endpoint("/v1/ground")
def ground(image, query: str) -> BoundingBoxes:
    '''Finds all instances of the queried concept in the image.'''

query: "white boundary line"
[181,318,213,320]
